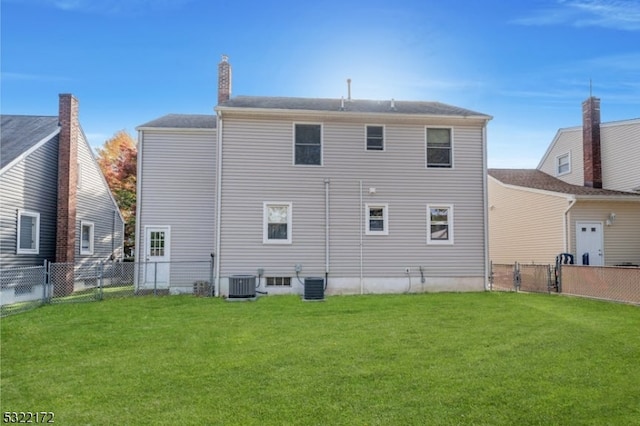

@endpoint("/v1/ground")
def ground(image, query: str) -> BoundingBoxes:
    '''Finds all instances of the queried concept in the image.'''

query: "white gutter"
[359,179,364,295]
[135,129,143,261]
[324,179,330,276]
[214,112,223,297]
[215,106,492,123]
[482,123,490,290]
[563,197,577,253]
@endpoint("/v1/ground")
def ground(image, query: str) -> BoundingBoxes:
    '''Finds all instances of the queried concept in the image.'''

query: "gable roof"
[488,169,640,199]
[1,115,60,170]
[137,114,216,129]
[218,96,492,119]
[537,117,640,169]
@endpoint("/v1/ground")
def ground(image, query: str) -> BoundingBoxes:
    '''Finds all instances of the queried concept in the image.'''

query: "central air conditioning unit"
[303,277,324,301]
[228,275,256,300]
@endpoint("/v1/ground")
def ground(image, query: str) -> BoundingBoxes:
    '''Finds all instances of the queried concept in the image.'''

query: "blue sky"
[1,0,639,167]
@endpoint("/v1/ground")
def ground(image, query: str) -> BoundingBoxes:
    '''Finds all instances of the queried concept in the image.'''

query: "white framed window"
[80,221,95,255]
[556,152,571,176]
[426,127,453,168]
[366,204,389,235]
[16,210,40,254]
[294,123,322,166]
[366,125,384,151]
[263,202,292,244]
[427,205,453,244]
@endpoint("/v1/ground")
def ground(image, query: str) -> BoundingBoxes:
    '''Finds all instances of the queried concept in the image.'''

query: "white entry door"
[576,222,603,266]
[145,226,170,287]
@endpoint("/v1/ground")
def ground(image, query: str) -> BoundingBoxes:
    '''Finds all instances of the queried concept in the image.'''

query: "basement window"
[266,277,291,286]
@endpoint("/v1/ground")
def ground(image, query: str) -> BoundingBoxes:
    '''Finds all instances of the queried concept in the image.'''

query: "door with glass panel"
[144,226,170,287]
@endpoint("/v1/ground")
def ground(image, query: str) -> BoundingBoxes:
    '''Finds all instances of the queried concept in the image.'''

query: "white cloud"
[512,0,640,31]
[0,72,70,82]
[3,0,194,15]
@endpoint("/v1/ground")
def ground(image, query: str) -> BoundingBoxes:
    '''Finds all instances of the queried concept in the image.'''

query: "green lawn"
[1,292,639,425]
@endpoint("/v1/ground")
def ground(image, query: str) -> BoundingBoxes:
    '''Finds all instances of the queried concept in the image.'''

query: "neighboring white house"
[489,97,640,266]
[136,56,492,296]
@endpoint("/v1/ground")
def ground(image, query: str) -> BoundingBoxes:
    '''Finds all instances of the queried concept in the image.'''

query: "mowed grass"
[1,292,639,425]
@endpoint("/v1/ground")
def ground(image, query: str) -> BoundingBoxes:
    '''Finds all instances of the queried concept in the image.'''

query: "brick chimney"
[56,94,79,264]
[218,55,232,105]
[582,97,602,188]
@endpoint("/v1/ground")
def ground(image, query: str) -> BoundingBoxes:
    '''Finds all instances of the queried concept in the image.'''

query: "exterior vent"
[304,277,324,301]
[228,275,256,299]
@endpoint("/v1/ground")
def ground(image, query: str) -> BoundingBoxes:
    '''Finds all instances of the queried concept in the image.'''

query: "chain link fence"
[490,262,552,293]
[560,265,640,305]
[0,265,47,316]
[490,261,640,305]
[1,260,214,317]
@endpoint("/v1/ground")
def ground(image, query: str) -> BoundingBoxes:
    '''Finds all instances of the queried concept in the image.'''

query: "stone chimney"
[218,55,231,105]
[56,94,79,264]
[582,96,602,188]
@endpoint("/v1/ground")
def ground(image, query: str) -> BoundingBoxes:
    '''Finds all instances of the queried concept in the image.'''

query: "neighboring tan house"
[489,97,640,266]
[136,56,493,296]
[0,94,125,271]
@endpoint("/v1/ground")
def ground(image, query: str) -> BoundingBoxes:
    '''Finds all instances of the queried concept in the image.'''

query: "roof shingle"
[1,115,59,169]
[488,169,640,197]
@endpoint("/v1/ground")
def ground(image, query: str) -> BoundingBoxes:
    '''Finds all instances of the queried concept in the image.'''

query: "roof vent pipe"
[347,78,352,101]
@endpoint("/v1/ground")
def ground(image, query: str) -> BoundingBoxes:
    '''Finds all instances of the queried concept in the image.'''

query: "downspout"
[482,123,490,290]
[135,130,143,262]
[324,179,330,289]
[359,179,364,294]
[214,111,223,297]
[134,130,144,288]
[111,209,115,259]
[563,197,577,253]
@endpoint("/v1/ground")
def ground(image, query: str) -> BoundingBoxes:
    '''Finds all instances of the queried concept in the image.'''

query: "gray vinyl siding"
[0,135,59,268]
[75,132,125,265]
[219,117,486,279]
[137,130,217,262]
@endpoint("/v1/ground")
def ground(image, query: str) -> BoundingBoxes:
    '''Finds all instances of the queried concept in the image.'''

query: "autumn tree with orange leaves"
[96,130,137,256]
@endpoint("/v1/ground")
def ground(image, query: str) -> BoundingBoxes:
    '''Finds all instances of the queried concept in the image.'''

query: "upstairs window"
[294,124,322,165]
[427,205,453,244]
[557,153,570,176]
[264,202,292,244]
[366,204,389,235]
[17,210,40,254]
[80,221,95,255]
[366,125,384,151]
[426,127,452,168]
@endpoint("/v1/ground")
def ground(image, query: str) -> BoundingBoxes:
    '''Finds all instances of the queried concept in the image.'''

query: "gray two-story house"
[1,94,125,302]
[136,56,492,296]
